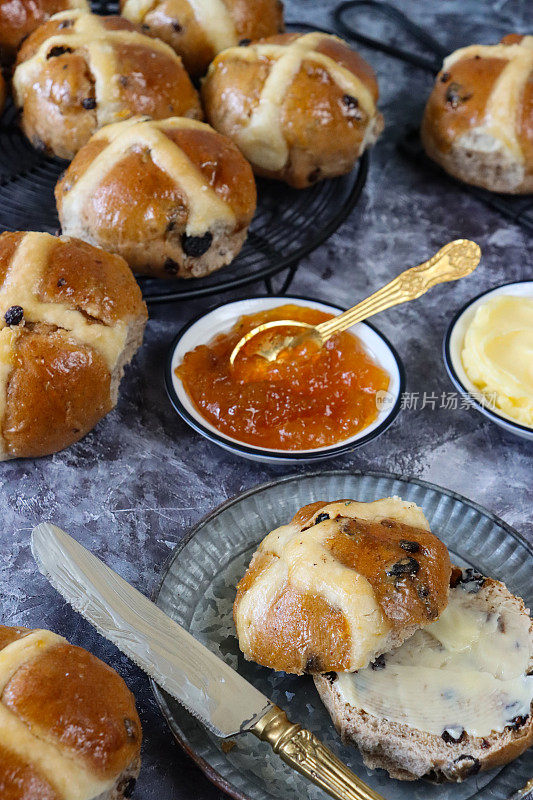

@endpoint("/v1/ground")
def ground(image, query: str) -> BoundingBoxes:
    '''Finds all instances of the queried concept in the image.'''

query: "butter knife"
[31,523,384,800]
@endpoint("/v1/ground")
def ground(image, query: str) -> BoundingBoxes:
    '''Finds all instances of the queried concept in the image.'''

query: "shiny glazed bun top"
[422,34,533,194]
[120,0,285,77]
[0,624,141,800]
[55,116,257,279]
[0,231,147,460]
[234,498,451,675]
[13,10,202,159]
[202,31,384,187]
[0,0,88,62]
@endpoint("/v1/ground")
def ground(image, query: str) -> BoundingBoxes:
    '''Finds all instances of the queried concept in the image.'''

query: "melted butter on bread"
[335,583,533,737]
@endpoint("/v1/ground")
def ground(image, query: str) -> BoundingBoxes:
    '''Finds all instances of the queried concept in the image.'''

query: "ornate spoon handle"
[316,239,481,340]
[251,705,385,800]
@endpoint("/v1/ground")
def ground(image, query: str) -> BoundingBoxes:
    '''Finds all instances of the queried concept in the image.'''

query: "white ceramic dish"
[166,296,405,463]
[443,281,533,441]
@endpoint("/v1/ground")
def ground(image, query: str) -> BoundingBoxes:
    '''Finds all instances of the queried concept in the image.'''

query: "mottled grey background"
[1,1,532,798]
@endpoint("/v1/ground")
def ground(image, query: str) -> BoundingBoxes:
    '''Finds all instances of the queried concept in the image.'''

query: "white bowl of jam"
[444,281,533,442]
[166,296,405,463]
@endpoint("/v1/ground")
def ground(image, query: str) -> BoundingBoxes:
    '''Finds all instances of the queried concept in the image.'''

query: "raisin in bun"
[0,0,88,62]
[0,231,147,460]
[0,624,142,799]
[202,32,384,188]
[12,10,202,160]
[315,569,533,782]
[421,35,533,194]
[55,116,257,279]
[120,0,284,78]
[233,497,451,675]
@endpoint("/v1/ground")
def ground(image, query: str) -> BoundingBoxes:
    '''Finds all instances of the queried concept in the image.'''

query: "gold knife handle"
[509,777,533,800]
[251,706,384,800]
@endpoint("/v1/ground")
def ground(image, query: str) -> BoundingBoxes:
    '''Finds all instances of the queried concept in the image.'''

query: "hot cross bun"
[0,231,147,460]
[422,34,533,193]
[12,10,202,159]
[0,0,88,62]
[234,497,451,675]
[202,32,384,188]
[120,0,285,78]
[55,116,257,279]
[0,624,142,799]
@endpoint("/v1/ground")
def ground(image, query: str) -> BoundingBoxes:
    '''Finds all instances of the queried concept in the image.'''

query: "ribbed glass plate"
[152,471,533,800]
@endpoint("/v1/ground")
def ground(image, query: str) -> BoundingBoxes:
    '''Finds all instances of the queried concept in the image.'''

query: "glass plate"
[152,470,533,800]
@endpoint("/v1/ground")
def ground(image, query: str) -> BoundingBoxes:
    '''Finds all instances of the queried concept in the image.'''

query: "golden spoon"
[230,239,481,366]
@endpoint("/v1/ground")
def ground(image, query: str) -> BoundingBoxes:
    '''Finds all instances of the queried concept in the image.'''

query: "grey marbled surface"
[1,0,532,798]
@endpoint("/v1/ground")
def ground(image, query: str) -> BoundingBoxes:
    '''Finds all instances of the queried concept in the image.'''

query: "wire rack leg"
[263,262,299,296]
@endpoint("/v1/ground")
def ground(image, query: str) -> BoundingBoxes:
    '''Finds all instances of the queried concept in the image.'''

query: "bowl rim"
[443,280,533,435]
[165,294,406,461]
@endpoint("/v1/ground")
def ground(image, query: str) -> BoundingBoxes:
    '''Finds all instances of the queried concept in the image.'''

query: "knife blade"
[31,522,271,738]
[31,522,384,800]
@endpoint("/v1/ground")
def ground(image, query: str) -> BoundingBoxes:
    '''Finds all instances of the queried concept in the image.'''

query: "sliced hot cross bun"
[0,624,142,799]
[0,0,88,63]
[421,34,533,194]
[233,497,451,675]
[55,116,257,279]
[120,0,285,78]
[0,231,147,460]
[202,32,384,188]
[12,10,202,160]
[315,570,533,781]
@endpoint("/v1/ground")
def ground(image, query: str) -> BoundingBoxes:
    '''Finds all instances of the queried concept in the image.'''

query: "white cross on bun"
[202,32,384,187]
[55,116,257,279]
[234,498,451,675]
[0,231,147,460]
[12,10,202,160]
[0,624,142,799]
[422,34,533,194]
[120,0,285,78]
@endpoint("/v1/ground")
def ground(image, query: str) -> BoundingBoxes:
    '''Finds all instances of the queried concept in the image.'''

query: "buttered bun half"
[315,569,533,781]
[233,497,451,675]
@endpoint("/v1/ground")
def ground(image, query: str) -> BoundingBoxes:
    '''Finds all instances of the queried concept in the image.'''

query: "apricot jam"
[176,304,390,450]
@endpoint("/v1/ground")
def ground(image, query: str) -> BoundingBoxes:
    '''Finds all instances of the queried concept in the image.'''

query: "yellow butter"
[461,295,533,426]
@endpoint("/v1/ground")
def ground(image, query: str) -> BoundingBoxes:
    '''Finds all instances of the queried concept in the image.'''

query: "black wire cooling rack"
[0,17,369,303]
[333,0,533,234]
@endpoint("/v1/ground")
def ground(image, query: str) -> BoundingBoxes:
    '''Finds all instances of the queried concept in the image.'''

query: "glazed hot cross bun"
[0,231,147,460]
[0,624,142,800]
[120,0,285,78]
[234,497,451,675]
[202,32,384,188]
[56,116,257,279]
[0,0,88,62]
[422,34,533,194]
[12,10,202,159]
